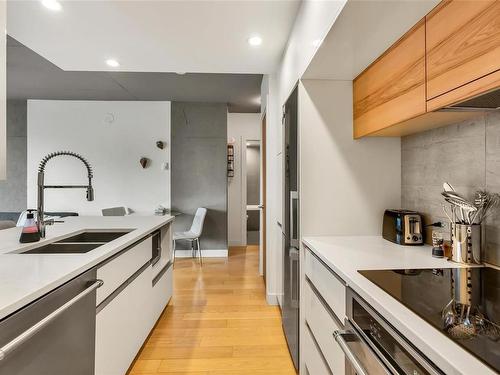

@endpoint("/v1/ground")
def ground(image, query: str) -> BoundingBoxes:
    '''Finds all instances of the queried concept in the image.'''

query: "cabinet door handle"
[290,191,298,247]
[0,279,103,361]
[334,330,369,375]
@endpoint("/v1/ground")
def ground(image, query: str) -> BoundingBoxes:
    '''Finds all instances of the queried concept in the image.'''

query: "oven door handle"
[334,330,369,375]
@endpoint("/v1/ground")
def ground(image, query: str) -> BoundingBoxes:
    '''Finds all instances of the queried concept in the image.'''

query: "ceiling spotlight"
[312,39,323,48]
[248,35,263,47]
[106,59,120,68]
[41,0,62,11]
[176,72,186,75]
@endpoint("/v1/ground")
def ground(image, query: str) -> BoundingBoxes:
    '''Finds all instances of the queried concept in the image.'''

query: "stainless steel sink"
[19,230,133,254]
[57,230,132,243]
[21,242,103,254]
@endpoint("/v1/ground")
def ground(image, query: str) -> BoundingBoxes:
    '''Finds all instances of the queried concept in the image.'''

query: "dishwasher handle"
[334,330,369,375]
[0,279,103,361]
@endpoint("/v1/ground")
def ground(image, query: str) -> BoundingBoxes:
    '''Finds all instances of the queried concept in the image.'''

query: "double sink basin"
[21,230,132,254]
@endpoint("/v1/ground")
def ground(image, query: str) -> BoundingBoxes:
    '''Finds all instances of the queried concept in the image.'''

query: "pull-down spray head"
[37,151,95,237]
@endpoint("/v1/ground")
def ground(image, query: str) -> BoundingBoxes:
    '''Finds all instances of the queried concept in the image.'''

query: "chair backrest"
[189,208,207,237]
[102,207,132,216]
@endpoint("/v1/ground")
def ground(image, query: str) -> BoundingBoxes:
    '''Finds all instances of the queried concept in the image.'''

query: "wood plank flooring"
[128,246,296,375]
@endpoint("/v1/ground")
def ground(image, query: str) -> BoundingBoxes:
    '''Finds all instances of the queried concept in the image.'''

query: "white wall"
[227,113,261,246]
[27,100,171,215]
[276,0,346,105]
[299,80,401,236]
[0,1,6,180]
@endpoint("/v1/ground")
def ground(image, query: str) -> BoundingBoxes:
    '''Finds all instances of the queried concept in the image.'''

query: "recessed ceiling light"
[248,35,262,47]
[312,39,323,48]
[105,59,120,68]
[41,0,62,11]
[176,72,186,75]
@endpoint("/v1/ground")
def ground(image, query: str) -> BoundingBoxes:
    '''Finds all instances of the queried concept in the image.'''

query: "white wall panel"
[27,100,170,215]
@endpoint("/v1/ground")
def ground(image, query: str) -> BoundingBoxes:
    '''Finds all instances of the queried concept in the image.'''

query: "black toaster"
[382,209,424,246]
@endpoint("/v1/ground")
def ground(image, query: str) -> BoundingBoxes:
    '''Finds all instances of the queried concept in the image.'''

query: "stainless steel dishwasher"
[0,269,102,375]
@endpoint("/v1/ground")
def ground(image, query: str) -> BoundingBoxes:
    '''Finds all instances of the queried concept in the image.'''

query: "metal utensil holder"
[451,268,480,306]
[450,223,481,265]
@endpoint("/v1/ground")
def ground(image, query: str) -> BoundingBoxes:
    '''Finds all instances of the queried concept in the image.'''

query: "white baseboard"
[266,292,279,306]
[174,249,228,258]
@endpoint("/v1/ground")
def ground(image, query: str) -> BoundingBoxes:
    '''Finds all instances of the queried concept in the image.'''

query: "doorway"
[261,114,267,282]
[246,140,261,246]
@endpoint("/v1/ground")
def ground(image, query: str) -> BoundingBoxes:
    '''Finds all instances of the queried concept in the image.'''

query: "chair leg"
[197,238,202,266]
[191,240,195,258]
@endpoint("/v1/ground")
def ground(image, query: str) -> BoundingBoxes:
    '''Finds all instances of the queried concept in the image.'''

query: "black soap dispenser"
[19,210,41,243]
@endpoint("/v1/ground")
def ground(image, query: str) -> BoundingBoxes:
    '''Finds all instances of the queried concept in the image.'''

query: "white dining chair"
[173,207,207,265]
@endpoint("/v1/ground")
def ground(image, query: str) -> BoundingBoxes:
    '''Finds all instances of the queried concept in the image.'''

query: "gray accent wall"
[0,100,27,212]
[171,102,228,252]
[401,111,500,266]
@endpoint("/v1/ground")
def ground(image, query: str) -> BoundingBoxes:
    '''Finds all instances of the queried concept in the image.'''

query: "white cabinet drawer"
[151,263,173,321]
[97,236,152,305]
[304,247,346,322]
[95,266,153,375]
[303,325,331,375]
[304,279,345,375]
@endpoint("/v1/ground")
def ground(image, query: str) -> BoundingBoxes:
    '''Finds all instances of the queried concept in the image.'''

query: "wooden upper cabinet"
[426,0,500,107]
[353,20,426,138]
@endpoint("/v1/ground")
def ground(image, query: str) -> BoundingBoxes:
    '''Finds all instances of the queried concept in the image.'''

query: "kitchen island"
[0,215,174,319]
[302,236,495,375]
[0,215,174,375]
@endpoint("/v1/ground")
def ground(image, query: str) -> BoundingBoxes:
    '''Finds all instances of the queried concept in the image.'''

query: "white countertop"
[302,236,496,375]
[0,215,173,320]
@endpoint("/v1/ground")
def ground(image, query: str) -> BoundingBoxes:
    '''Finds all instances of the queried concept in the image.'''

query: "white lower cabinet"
[95,225,174,375]
[151,264,173,321]
[96,237,152,305]
[304,248,346,322]
[95,266,153,375]
[304,279,345,375]
[303,325,332,375]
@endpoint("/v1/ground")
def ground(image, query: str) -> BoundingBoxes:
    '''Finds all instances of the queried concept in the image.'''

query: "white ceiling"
[303,0,440,80]
[7,0,301,74]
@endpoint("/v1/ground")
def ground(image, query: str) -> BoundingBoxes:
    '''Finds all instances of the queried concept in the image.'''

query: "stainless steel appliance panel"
[282,86,299,370]
[151,230,161,266]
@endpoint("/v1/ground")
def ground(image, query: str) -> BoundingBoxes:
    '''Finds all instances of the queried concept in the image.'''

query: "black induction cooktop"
[359,267,500,372]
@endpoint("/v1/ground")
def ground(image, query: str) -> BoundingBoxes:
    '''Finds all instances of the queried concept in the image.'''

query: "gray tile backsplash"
[401,112,500,265]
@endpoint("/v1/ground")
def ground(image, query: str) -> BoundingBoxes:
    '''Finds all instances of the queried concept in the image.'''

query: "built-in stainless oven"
[334,288,443,375]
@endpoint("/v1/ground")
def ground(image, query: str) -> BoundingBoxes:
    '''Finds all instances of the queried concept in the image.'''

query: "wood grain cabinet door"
[353,20,426,138]
[426,0,500,106]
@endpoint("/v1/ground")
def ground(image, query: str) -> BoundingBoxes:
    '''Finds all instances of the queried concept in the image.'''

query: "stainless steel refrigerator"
[281,87,299,370]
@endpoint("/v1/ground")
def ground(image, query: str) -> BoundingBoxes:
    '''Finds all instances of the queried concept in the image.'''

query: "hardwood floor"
[128,246,296,375]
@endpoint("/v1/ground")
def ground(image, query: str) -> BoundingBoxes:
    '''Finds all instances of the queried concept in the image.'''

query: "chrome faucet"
[37,151,94,238]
